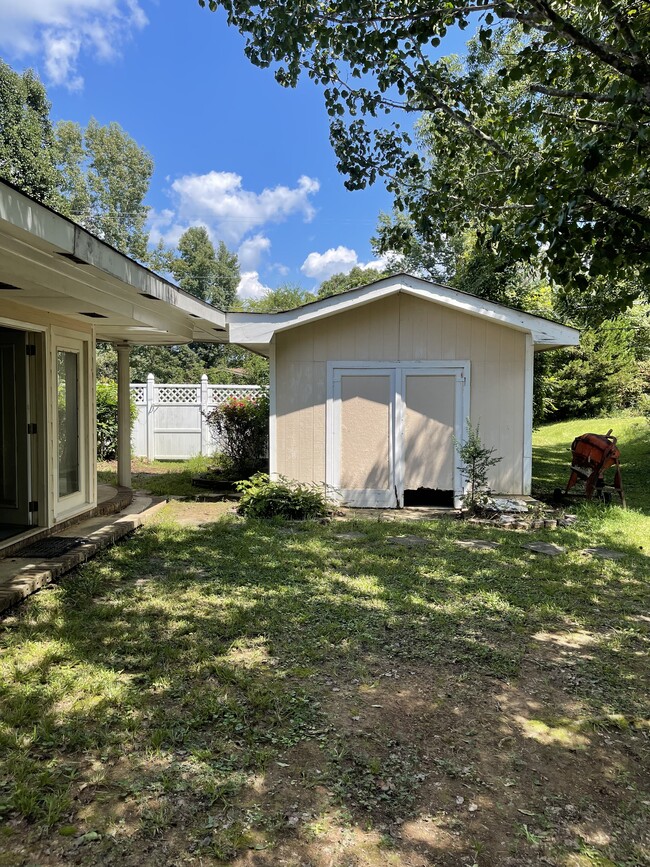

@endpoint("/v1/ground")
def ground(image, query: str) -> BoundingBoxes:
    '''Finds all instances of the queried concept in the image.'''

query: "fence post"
[200,374,209,456]
[146,373,155,460]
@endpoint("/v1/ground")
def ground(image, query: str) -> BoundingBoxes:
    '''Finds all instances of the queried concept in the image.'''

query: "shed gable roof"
[227,273,580,354]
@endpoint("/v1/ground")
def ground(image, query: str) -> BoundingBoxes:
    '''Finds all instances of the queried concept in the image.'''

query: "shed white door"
[331,369,397,507]
[328,363,469,508]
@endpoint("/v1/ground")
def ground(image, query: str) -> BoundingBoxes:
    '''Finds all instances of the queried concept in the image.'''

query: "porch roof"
[0,180,227,345]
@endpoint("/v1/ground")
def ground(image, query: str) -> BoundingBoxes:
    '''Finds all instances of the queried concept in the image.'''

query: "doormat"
[18,536,86,558]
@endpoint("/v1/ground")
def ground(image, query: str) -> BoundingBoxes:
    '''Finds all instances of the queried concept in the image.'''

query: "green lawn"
[1,417,648,866]
[98,454,216,497]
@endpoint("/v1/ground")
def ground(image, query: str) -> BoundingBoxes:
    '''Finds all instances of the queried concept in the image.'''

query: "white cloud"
[238,234,271,271]
[166,172,319,245]
[42,30,83,90]
[238,271,271,300]
[300,245,392,282]
[0,0,147,90]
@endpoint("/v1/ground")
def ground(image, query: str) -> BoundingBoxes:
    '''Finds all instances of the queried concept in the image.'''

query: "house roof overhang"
[227,273,580,356]
[0,180,227,345]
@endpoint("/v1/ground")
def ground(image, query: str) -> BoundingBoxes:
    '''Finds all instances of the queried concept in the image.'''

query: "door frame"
[326,361,470,508]
[52,331,92,519]
[0,322,46,535]
[328,366,397,507]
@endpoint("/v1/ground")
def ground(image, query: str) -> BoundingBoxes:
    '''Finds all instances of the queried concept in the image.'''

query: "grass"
[532,415,650,552]
[98,454,216,497]
[1,416,648,866]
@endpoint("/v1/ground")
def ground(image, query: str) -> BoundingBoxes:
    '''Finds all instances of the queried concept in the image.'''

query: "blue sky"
[0,0,470,299]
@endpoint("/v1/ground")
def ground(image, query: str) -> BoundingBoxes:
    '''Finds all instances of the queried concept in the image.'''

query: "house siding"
[275,292,527,494]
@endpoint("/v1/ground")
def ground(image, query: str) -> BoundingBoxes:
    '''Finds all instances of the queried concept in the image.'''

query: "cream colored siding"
[275,293,527,494]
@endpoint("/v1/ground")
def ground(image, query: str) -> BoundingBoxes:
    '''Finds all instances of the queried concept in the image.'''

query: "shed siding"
[275,293,527,493]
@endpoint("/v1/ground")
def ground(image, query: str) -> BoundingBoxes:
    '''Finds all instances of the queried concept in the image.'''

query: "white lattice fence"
[130,374,262,459]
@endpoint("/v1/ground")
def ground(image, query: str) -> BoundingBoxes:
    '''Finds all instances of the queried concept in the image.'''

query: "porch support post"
[116,343,132,489]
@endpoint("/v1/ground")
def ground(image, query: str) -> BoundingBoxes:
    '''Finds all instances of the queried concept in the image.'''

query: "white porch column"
[116,343,132,489]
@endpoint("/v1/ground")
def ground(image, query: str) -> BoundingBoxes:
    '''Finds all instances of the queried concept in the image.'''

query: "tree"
[214,240,240,310]
[244,284,314,312]
[317,266,390,299]
[373,212,458,284]
[168,227,240,308]
[546,316,640,420]
[199,0,650,308]
[55,117,153,260]
[0,61,62,204]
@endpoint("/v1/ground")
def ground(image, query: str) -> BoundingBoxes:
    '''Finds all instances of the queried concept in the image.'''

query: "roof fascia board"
[227,275,579,348]
[0,181,226,332]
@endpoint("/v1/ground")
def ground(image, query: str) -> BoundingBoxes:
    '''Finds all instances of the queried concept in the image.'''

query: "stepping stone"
[581,546,626,560]
[334,532,366,541]
[387,535,433,548]
[523,541,566,556]
[455,539,501,551]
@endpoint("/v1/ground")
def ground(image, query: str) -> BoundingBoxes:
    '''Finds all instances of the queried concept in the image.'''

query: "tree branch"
[543,110,625,127]
[528,0,650,94]
[583,187,650,227]
[530,84,622,103]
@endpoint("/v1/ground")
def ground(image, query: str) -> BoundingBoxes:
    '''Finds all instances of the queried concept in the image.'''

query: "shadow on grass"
[0,515,648,865]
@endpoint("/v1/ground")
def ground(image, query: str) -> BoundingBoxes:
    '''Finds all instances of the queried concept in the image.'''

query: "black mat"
[18,536,85,558]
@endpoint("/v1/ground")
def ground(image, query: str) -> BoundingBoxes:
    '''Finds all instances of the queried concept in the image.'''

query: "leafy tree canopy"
[55,118,153,261]
[166,226,240,309]
[0,61,62,205]
[316,265,391,298]
[200,0,650,308]
[242,284,315,312]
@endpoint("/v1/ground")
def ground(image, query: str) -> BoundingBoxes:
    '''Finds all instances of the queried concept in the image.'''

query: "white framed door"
[398,365,469,508]
[328,367,397,507]
[327,361,469,508]
[54,335,89,516]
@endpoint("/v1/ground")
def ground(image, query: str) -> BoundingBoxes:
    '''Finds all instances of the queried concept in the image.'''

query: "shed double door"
[328,363,468,508]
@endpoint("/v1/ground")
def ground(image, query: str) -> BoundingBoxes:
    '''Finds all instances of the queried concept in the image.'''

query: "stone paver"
[0,494,167,614]
[581,546,627,560]
[334,532,367,541]
[523,541,566,556]
[455,539,501,551]
[387,535,433,548]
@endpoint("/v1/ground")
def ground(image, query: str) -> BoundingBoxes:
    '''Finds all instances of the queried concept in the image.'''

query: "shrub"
[96,380,137,461]
[454,420,502,513]
[236,473,332,519]
[204,391,269,478]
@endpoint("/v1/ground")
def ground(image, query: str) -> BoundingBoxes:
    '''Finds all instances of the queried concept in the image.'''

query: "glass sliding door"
[54,334,89,516]
[0,327,29,536]
[57,349,80,496]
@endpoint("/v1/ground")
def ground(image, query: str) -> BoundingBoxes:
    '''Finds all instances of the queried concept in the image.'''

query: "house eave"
[0,180,227,345]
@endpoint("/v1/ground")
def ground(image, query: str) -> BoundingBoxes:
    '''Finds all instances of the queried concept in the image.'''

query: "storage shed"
[228,274,580,508]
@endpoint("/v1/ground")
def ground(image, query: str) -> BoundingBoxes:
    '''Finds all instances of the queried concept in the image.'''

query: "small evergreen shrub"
[236,473,332,519]
[96,380,137,461]
[454,420,502,512]
[205,391,269,478]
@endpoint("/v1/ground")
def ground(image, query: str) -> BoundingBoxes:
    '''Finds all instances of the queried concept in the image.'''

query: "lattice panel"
[208,386,262,404]
[155,385,200,404]
[131,386,146,403]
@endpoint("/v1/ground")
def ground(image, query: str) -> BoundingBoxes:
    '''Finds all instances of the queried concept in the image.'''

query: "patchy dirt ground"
[1,501,648,866]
